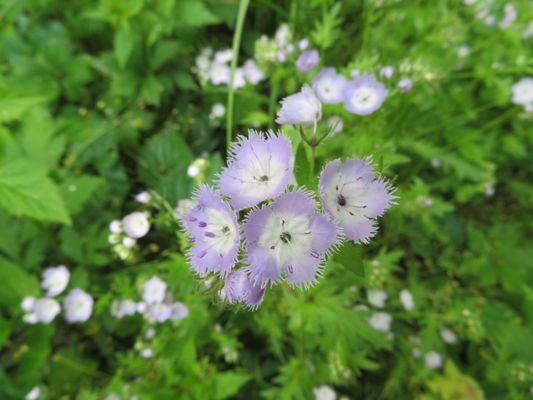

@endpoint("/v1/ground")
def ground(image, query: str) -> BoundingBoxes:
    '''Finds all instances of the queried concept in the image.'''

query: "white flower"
[142,276,167,304]
[122,236,136,248]
[214,49,233,64]
[431,158,441,168]
[187,164,200,177]
[399,289,415,311]
[33,298,61,323]
[312,68,347,104]
[440,327,458,344]
[148,303,172,323]
[276,85,322,126]
[25,386,41,400]
[141,348,153,359]
[109,220,122,234]
[368,312,392,332]
[424,351,443,369]
[134,191,151,204]
[63,288,93,323]
[243,59,265,85]
[275,24,292,47]
[209,103,225,120]
[313,385,336,400]
[379,65,395,79]
[511,77,533,109]
[41,265,70,297]
[499,4,517,29]
[145,327,156,340]
[457,45,470,58]
[21,296,36,312]
[298,38,309,50]
[122,212,150,239]
[136,301,147,313]
[367,289,387,308]
[111,299,137,318]
[170,302,189,320]
[209,62,231,85]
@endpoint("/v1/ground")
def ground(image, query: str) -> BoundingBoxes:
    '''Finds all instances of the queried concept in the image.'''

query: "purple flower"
[276,85,322,126]
[183,186,240,276]
[243,190,340,288]
[296,49,319,72]
[319,158,395,243]
[343,74,388,115]
[398,78,413,93]
[219,130,294,210]
[224,269,265,309]
[312,67,347,104]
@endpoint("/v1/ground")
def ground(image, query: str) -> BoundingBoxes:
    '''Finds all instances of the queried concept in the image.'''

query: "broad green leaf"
[0,160,71,225]
[59,175,104,215]
[175,0,220,27]
[0,93,46,122]
[213,372,250,400]
[114,21,134,68]
[0,257,39,312]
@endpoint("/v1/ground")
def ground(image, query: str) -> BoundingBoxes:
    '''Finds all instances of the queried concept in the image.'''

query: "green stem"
[308,120,318,187]
[226,0,250,150]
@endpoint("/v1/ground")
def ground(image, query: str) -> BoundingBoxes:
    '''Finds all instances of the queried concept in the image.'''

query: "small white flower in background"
[136,301,147,313]
[368,312,392,332]
[274,23,292,47]
[108,234,120,245]
[485,184,495,197]
[412,348,421,358]
[511,77,533,110]
[398,78,413,93]
[63,288,93,323]
[276,85,322,126]
[327,116,344,135]
[25,386,40,400]
[484,15,496,27]
[313,384,336,400]
[23,313,39,324]
[109,220,122,234]
[440,327,458,344]
[457,45,471,58]
[33,298,61,324]
[145,327,156,340]
[243,59,265,85]
[122,237,136,249]
[141,348,153,359]
[174,199,196,220]
[209,103,225,120]
[399,289,415,311]
[148,303,173,323]
[523,20,533,38]
[187,158,208,178]
[499,3,517,29]
[431,158,441,168]
[105,394,121,400]
[134,191,151,204]
[298,38,309,50]
[142,276,167,304]
[367,289,387,308]
[232,67,246,89]
[41,265,70,297]
[21,296,36,312]
[214,48,233,64]
[122,212,150,239]
[379,65,395,79]
[209,62,231,85]
[111,299,137,318]
[424,351,443,369]
[170,301,189,320]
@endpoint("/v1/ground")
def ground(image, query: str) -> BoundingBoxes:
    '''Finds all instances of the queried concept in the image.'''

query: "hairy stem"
[226,0,250,151]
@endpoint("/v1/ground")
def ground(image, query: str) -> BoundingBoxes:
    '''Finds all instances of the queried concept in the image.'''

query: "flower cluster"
[21,265,93,324]
[109,195,152,260]
[194,47,265,89]
[111,276,188,324]
[511,77,533,112]
[180,130,395,309]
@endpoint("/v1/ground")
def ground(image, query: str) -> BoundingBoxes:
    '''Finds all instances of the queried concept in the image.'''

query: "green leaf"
[0,93,46,122]
[0,160,71,225]
[114,21,134,68]
[175,0,220,27]
[333,242,364,277]
[294,143,311,187]
[59,175,105,215]
[141,76,164,105]
[213,372,250,400]
[0,257,39,312]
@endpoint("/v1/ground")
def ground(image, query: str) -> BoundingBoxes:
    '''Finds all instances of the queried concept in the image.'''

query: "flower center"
[221,225,230,234]
[279,231,292,243]
[259,175,269,182]
[337,194,347,206]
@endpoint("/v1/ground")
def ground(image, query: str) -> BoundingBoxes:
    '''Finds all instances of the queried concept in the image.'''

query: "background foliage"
[0,0,532,399]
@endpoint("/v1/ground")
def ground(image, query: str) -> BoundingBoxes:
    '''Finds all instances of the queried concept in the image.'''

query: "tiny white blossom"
[136,301,147,313]
[63,288,93,323]
[111,299,137,318]
[209,62,231,85]
[33,298,61,324]
[368,312,392,332]
[298,38,309,50]
[424,351,443,369]
[367,289,387,308]
[313,385,336,400]
[41,265,70,297]
[142,276,167,304]
[187,164,200,177]
[25,386,41,400]
[109,220,122,234]
[145,327,156,340]
[511,77,533,110]
[209,103,225,120]
[243,59,265,85]
[440,327,458,344]
[170,302,189,320]
[134,191,151,204]
[122,236,136,248]
[21,296,36,312]
[141,348,153,359]
[214,49,233,64]
[122,212,150,239]
[399,289,415,311]
[148,303,172,323]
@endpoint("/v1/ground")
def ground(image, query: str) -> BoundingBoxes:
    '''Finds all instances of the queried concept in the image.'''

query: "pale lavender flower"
[32,298,61,323]
[312,67,347,104]
[243,59,265,85]
[398,78,413,93]
[122,211,150,239]
[25,387,40,400]
[296,49,319,72]
[440,327,458,344]
[380,65,395,79]
[41,265,70,297]
[142,276,167,304]
[109,220,122,234]
[319,158,395,243]
[148,303,172,323]
[134,191,151,203]
[209,62,231,85]
[170,302,189,320]
[111,299,137,318]
[368,312,392,332]
[183,186,239,276]
[224,269,265,309]
[63,288,93,323]
[214,48,233,64]
[243,190,340,288]
[298,38,309,50]
[219,131,294,210]
[424,351,443,369]
[232,67,246,89]
[343,75,388,115]
[276,85,322,126]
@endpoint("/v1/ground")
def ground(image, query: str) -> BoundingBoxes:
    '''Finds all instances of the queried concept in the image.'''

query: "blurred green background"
[0,0,532,399]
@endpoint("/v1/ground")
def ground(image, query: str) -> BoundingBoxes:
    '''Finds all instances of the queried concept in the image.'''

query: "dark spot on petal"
[337,194,347,206]
[205,232,215,238]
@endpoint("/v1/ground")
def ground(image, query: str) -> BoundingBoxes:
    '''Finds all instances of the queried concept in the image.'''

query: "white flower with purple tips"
[276,85,322,126]
[219,131,294,210]
[243,190,340,288]
[296,49,319,72]
[319,158,395,243]
[312,67,347,104]
[343,74,388,115]
[183,187,239,276]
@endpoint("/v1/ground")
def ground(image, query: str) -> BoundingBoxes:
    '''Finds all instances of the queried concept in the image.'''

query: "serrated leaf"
[0,160,71,225]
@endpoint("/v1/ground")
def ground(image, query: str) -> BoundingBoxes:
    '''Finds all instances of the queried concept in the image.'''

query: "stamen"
[310,250,320,259]
[287,265,293,273]
[280,232,291,243]
[198,221,207,227]
[205,232,215,238]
